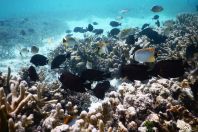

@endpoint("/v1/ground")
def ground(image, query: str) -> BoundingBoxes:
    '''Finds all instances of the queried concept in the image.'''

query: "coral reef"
[0,13,198,131]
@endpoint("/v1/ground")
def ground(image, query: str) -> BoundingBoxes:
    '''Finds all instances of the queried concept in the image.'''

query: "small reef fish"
[62,36,78,48]
[51,53,71,69]
[110,21,121,27]
[73,27,86,33]
[31,46,39,54]
[66,29,72,34]
[109,28,120,37]
[152,15,159,20]
[120,63,150,81]
[125,35,137,45]
[30,54,48,67]
[151,5,164,12]
[151,59,185,78]
[80,69,111,82]
[140,28,167,44]
[59,71,89,92]
[92,22,98,25]
[93,81,110,99]
[28,66,39,82]
[134,48,156,63]
[155,20,160,27]
[141,23,150,30]
[92,29,104,35]
[86,24,94,32]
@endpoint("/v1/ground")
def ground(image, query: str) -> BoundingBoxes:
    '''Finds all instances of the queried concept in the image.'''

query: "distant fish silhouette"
[86,24,94,32]
[93,22,98,25]
[73,27,86,33]
[92,29,104,35]
[151,5,164,12]
[110,21,121,27]
[152,15,159,20]
[30,54,48,67]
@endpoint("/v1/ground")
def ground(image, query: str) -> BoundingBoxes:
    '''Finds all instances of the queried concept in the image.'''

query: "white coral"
[176,120,192,132]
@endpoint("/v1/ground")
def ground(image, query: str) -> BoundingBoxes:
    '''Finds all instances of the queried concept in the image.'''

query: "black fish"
[152,15,159,20]
[73,27,86,33]
[110,21,121,27]
[81,69,111,82]
[141,23,150,30]
[92,29,104,35]
[51,53,71,69]
[151,59,185,78]
[109,28,120,36]
[28,66,39,81]
[30,54,48,67]
[125,35,137,45]
[93,81,110,99]
[186,44,198,59]
[59,72,90,92]
[155,20,160,27]
[120,63,150,81]
[93,22,98,25]
[140,28,167,44]
[86,24,94,32]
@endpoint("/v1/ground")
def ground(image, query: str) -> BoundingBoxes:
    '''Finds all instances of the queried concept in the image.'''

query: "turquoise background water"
[0,0,197,19]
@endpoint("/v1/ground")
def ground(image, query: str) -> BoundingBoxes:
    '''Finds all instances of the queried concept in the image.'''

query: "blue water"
[0,0,197,19]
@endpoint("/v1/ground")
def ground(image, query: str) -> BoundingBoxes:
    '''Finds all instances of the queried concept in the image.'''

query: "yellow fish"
[134,48,155,63]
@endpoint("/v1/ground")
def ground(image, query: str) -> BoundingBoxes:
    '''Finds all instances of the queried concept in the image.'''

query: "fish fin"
[148,55,155,62]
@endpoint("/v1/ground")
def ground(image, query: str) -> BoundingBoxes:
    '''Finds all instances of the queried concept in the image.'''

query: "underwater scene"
[0,0,198,131]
